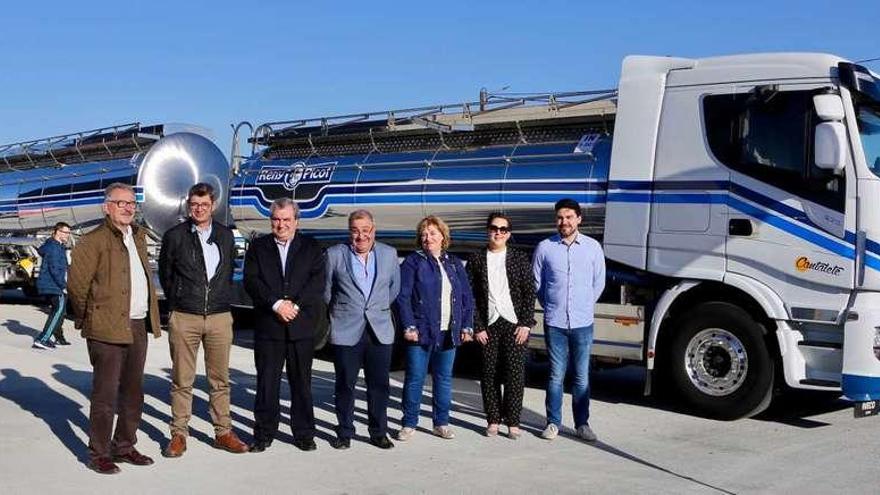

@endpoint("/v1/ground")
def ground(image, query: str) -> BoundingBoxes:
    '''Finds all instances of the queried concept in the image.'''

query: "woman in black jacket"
[466,212,536,439]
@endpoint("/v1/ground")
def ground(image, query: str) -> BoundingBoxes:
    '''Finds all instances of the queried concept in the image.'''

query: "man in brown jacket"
[68,182,163,475]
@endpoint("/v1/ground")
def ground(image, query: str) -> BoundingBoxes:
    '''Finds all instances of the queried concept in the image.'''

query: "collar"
[552,232,583,245]
[190,220,213,236]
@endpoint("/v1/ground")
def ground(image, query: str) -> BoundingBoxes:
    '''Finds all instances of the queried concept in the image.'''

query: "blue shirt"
[533,232,605,328]
[349,245,376,300]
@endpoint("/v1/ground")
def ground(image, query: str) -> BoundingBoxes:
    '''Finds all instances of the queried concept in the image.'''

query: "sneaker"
[576,424,598,443]
[54,335,71,346]
[541,423,559,440]
[396,427,415,442]
[432,426,455,440]
[32,340,53,350]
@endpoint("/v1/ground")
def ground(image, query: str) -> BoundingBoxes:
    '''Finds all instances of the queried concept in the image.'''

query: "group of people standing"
[53,181,605,475]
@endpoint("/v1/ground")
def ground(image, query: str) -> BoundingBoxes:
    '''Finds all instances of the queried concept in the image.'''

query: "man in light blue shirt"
[533,198,605,442]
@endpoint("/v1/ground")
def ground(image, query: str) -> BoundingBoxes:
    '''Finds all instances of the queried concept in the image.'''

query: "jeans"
[544,324,593,428]
[402,341,457,428]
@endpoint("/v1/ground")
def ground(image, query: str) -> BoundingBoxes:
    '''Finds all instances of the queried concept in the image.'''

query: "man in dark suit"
[324,209,400,450]
[243,197,325,453]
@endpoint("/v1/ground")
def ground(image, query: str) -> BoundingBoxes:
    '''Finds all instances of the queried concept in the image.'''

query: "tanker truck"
[229,53,880,419]
[0,122,231,296]
[3,52,879,420]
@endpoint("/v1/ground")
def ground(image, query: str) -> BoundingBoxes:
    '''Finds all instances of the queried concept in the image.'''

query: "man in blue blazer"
[324,209,400,450]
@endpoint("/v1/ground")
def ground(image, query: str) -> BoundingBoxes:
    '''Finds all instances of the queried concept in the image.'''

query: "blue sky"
[1,0,877,158]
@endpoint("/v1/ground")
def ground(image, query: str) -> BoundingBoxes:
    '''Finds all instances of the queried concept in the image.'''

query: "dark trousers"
[86,319,148,461]
[253,338,315,442]
[36,294,66,344]
[480,318,528,426]
[333,326,393,440]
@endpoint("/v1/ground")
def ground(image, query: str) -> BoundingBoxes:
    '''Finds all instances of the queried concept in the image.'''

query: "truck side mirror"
[813,94,845,121]
[814,121,846,173]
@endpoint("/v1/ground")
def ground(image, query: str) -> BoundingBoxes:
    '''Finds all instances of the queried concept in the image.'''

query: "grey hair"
[348,209,374,227]
[104,182,135,200]
[269,197,299,219]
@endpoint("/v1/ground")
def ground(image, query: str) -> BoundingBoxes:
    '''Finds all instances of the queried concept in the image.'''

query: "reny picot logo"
[256,162,336,191]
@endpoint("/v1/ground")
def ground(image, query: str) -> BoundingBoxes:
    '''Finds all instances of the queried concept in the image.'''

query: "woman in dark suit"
[466,212,536,439]
[395,215,474,441]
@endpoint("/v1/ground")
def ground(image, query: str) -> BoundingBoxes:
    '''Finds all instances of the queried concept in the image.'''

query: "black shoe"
[54,335,71,346]
[331,436,351,450]
[369,435,395,450]
[248,440,272,453]
[293,437,317,451]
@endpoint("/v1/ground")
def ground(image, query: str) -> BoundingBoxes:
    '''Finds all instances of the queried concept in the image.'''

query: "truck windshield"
[859,105,880,177]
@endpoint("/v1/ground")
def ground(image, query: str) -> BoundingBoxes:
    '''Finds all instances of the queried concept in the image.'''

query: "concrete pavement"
[0,293,878,494]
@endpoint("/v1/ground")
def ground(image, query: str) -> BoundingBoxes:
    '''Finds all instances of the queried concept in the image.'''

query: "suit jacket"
[466,247,536,333]
[324,242,400,346]
[243,232,325,342]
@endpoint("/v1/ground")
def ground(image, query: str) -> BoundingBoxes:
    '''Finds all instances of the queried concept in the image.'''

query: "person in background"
[68,183,162,474]
[324,209,400,450]
[466,212,535,439]
[533,198,605,443]
[395,215,474,441]
[159,183,249,458]
[243,198,325,453]
[33,221,72,349]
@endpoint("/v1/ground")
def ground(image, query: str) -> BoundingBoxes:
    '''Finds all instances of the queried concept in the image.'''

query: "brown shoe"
[87,457,120,475]
[112,448,154,466]
[214,431,249,453]
[163,434,187,458]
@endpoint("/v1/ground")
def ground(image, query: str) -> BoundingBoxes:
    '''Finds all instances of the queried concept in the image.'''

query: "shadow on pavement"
[0,368,90,463]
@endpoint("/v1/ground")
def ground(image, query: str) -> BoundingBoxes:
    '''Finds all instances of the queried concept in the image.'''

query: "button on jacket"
[395,250,475,347]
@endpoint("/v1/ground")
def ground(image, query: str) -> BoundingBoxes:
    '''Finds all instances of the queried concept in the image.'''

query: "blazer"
[466,247,536,332]
[243,232,325,342]
[395,250,474,347]
[324,242,401,346]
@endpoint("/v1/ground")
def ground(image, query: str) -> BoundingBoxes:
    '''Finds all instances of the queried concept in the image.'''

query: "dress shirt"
[192,223,220,281]
[122,226,149,320]
[349,245,376,300]
[533,232,605,329]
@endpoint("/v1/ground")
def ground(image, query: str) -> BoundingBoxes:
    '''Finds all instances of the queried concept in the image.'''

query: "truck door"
[704,86,855,316]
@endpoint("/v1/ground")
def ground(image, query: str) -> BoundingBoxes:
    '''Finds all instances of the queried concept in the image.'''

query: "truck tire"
[667,302,774,419]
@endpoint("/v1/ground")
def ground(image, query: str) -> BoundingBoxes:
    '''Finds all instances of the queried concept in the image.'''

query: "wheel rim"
[684,328,748,397]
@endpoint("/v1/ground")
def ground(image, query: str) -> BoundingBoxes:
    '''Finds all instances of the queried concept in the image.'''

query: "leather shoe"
[293,437,317,451]
[369,435,394,450]
[249,440,272,453]
[162,434,187,458]
[214,431,249,453]
[87,457,120,475]
[331,436,350,450]
[112,448,154,466]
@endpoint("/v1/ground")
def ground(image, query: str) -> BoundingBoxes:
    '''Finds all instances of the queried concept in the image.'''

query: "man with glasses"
[68,183,163,474]
[158,183,249,458]
[33,221,73,349]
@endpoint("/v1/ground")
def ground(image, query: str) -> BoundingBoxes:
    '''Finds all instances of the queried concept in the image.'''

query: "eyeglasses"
[107,200,137,209]
[189,202,212,210]
[488,225,511,234]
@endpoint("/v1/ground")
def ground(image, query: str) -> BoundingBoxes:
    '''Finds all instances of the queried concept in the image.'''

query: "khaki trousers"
[168,311,234,436]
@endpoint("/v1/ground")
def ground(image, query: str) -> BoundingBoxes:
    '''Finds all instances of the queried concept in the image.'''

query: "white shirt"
[194,223,219,281]
[486,249,518,326]
[272,236,293,313]
[438,258,452,331]
[122,226,149,320]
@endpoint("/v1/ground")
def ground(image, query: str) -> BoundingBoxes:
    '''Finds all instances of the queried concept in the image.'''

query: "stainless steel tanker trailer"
[0,122,231,295]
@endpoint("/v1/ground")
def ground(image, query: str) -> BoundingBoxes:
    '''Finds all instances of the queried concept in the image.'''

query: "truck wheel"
[668,302,774,419]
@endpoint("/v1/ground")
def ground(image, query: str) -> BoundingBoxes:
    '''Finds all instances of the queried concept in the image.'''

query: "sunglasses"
[488,225,511,234]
